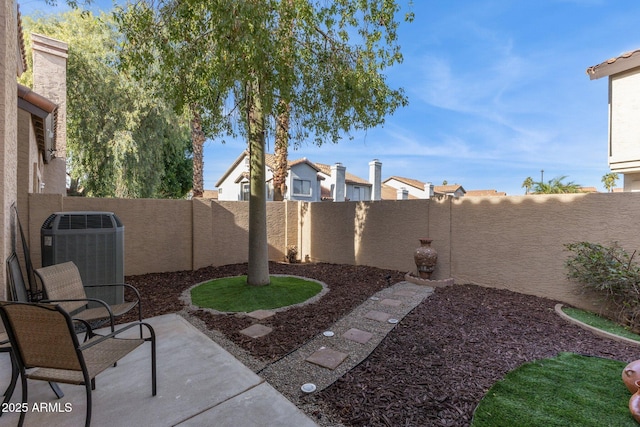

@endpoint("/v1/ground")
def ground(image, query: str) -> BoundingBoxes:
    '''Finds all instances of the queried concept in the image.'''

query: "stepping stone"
[239,324,273,338]
[343,328,373,344]
[364,310,393,322]
[380,298,402,307]
[394,290,417,297]
[305,347,348,370]
[247,309,276,320]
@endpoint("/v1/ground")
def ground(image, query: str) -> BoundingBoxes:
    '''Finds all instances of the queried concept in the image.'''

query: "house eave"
[215,150,248,187]
[587,49,640,80]
[17,84,58,163]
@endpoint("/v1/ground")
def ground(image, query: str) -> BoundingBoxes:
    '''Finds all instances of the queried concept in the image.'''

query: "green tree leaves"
[532,175,581,194]
[22,10,192,198]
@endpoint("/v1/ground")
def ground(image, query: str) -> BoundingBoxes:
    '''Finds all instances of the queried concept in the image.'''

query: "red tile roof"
[314,163,371,185]
[17,6,27,75]
[383,176,426,191]
[587,49,640,80]
[465,189,507,197]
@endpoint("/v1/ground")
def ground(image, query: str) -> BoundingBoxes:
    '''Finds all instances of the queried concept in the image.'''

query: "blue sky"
[19,0,640,195]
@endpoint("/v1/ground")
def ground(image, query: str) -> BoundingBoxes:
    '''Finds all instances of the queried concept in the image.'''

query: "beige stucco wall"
[1,0,19,300]
[610,68,640,176]
[27,194,193,275]
[450,193,640,310]
[23,192,640,311]
[32,34,68,196]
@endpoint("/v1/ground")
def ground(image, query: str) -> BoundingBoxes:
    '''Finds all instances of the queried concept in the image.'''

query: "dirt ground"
[125,262,640,427]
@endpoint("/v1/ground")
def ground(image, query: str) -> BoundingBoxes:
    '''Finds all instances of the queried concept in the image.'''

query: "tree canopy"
[21,10,193,198]
[601,172,619,193]
[532,176,581,194]
[116,0,412,283]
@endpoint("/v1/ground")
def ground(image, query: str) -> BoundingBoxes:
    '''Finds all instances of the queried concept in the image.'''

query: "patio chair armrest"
[42,298,116,325]
[71,318,97,340]
[83,283,141,302]
[79,321,156,351]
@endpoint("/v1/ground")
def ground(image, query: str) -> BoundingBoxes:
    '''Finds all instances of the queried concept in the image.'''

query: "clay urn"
[630,380,640,422]
[624,360,640,393]
[414,238,438,279]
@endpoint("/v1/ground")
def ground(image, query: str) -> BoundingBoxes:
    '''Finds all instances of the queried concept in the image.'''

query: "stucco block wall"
[2,0,19,300]
[266,201,285,262]
[450,193,640,310]
[28,194,193,275]
[306,201,357,264]
[22,192,640,311]
[352,200,428,272]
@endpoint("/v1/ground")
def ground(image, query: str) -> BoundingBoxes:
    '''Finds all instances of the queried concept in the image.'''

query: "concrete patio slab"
[0,313,316,427]
[177,381,317,427]
[380,298,402,307]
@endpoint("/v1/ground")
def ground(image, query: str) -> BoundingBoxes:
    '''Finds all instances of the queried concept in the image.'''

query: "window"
[353,187,361,201]
[293,179,311,196]
[241,183,250,201]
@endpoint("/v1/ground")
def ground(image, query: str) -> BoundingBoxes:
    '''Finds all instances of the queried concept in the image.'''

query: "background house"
[587,49,640,191]
[1,6,67,299]
[215,151,382,202]
[383,176,466,199]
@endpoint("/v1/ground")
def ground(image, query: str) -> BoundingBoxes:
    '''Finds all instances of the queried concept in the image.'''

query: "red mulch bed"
[125,262,640,427]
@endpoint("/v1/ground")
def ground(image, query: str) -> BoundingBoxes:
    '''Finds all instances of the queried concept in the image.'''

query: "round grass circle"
[190,275,323,312]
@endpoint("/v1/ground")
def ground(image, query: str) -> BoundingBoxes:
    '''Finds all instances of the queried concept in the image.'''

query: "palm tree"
[602,172,619,193]
[532,175,581,194]
[522,176,534,195]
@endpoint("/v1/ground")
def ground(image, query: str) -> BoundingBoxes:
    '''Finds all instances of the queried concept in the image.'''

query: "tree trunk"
[190,104,205,198]
[246,78,270,286]
[273,101,290,201]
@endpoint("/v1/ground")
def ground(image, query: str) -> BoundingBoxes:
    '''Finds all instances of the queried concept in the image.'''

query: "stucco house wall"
[287,162,321,202]
[1,0,21,299]
[383,177,425,199]
[587,49,640,191]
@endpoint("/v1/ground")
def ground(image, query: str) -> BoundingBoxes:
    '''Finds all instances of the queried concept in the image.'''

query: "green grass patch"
[472,352,633,427]
[562,307,640,342]
[190,275,323,312]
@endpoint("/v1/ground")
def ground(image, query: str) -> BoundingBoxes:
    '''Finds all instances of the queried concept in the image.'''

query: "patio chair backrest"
[0,302,82,371]
[35,262,88,315]
[7,253,29,302]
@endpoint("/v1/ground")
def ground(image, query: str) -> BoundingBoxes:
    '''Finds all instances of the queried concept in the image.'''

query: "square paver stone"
[364,310,393,322]
[247,309,276,320]
[394,290,417,297]
[306,347,348,370]
[343,328,374,344]
[239,324,273,338]
[380,298,402,307]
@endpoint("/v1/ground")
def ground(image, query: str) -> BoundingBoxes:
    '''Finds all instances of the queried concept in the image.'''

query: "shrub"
[564,241,640,332]
[286,245,298,263]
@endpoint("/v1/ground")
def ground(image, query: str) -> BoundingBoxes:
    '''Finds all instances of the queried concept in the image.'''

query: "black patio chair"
[0,301,156,427]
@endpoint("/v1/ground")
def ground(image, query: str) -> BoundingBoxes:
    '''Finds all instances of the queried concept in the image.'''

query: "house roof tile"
[587,49,640,80]
[17,6,27,75]
[383,176,426,190]
[380,183,419,200]
[314,163,371,185]
[17,83,58,157]
[434,184,465,194]
[465,189,507,197]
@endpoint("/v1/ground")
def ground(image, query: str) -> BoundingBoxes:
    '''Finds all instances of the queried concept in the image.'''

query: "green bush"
[564,241,640,331]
